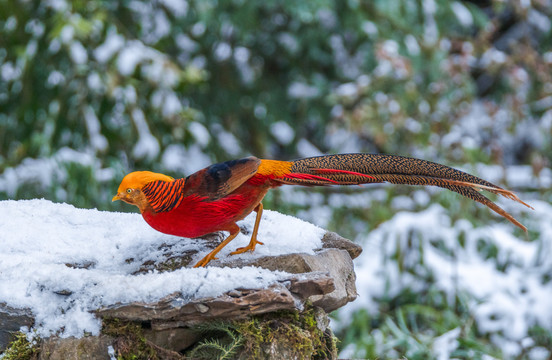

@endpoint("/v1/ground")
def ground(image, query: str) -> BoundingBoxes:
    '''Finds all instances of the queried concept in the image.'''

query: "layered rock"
[3,231,361,359]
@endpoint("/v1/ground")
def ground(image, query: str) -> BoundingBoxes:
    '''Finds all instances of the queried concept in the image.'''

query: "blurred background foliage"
[1,0,551,358]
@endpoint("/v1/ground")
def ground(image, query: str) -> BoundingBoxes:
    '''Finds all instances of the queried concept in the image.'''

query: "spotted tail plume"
[275,153,532,231]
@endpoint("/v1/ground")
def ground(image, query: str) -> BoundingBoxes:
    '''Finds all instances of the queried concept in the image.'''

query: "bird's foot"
[193,254,218,268]
[230,239,264,255]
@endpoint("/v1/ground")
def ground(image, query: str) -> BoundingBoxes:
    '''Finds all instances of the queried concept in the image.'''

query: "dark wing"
[183,156,261,200]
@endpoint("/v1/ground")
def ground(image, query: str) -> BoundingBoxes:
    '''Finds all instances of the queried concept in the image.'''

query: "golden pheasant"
[113,153,531,267]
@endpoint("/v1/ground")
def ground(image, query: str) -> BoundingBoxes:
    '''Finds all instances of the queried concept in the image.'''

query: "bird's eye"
[126,188,132,193]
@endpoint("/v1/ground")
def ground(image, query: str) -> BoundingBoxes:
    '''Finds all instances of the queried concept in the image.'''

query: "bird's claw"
[193,255,218,268]
[230,239,264,255]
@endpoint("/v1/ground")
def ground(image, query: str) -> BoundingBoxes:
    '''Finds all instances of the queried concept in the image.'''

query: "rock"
[143,327,200,353]
[0,303,34,350]
[96,272,335,325]
[38,333,186,360]
[64,261,96,270]
[11,230,360,359]
[38,335,114,360]
[320,231,363,259]
[92,244,355,359]
[215,248,357,312]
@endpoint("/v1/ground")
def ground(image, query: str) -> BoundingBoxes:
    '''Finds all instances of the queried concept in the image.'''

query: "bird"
[113,153,532,267]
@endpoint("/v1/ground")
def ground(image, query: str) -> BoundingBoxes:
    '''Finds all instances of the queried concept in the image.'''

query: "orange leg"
[193,223,240,268]
[230,203,265,255]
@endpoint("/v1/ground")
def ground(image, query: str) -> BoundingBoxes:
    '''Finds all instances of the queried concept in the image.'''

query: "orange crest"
[117,171,174,192]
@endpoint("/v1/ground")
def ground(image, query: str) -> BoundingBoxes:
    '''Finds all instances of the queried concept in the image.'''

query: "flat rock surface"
[38,336,115,360]
[97,233,361,324]
[97,270,336,324]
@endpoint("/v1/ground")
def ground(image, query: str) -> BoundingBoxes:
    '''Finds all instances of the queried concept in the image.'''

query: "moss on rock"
[186,305,337,360]
[101,318,182,360]
[1,332,39,360]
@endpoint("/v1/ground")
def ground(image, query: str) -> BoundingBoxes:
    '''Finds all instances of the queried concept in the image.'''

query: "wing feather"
[183,156,261,200]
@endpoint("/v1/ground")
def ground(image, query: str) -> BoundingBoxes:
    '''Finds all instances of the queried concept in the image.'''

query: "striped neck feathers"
[141,177,186,213]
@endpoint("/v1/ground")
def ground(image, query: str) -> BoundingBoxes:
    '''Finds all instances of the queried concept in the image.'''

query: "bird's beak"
[112,194,121,202]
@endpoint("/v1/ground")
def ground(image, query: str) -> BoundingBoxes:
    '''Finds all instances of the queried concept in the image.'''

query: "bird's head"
[112,171,174,212]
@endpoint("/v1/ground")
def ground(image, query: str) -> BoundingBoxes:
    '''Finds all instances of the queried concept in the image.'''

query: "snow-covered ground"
[337,199,552,359]
[0,199,324,338]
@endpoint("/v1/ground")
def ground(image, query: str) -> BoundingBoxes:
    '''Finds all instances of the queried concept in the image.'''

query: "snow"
[0,148,106,198]
[404,34,420,56]
[87,72,103,92]
[191,22,206,37]
[46,70,65,87]
[0,199,325,338]
[1,62,21,82]
[270,121,295,145]
[296,138,323,158]
[25,40,38,58]
[287,82,320,99]
[84,106,108,153]
[215,129,241,156]
[451,2,473,27]
[44,0,68,11]
[59,25,74,44]
[131,108,160,161]
[362,21,378,37]
[277,33,299,54]
[26,18,44,38]
[188,121,211,147]
[329,35,363,79]
[160,0,188,18]
[117,41,145,76]
[94,30,125,63]
[528,9,551,32]
[115,40,180,85]
[214,42,232,62]
[423,0,439,45]
[160,91,182,117]
[254,104,267,119]
[175,33,198,53]
[233,46,249,63]
[317,9,336,29]
[338,201,552,358]
[152,10,171,40]
[475,163,552,190]
[324,128,363,154]
[335,83,358,99]
[234,47,255,85]
[480,48,507,67]
[432,328,461,360]
[161,143,212,175]
[69,41,88,65]
[150,89,182,116]
[4,16,17,32]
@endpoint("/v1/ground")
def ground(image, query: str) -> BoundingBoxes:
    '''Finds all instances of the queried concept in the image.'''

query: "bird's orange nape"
[114,153,531,267]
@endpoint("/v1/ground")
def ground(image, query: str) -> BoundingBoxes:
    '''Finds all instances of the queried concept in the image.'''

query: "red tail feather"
[284,173,340,184]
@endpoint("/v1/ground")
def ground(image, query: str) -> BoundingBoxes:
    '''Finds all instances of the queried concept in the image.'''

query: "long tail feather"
[276,153,531,231]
